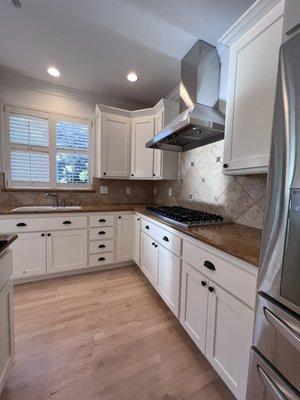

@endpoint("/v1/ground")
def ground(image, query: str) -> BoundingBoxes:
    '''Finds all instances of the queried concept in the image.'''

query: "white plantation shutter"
[55,119,90,185]
[7,108,50,186]
[5,106,92,188]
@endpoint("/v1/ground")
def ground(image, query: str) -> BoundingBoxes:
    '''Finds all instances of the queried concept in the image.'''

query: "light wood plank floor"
[1,265,235,400]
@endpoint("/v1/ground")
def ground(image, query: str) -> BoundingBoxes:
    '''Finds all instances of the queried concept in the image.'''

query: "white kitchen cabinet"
[153,108,163,179]
[180,262,208,354]
[140,232,158,286]
[116,214,133,262]
[157,245,181,317]
[206,283,254,400]
[98,111,131,178]
[0,278,14,394]
[133,214,141,266]
[47,229,87,273]
[10,232,47,279]
[131,116,155,179]
[283,0,300,40]
[220,0,285,174]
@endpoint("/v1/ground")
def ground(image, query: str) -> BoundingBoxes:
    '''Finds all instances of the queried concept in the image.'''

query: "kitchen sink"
[11,206,82,212]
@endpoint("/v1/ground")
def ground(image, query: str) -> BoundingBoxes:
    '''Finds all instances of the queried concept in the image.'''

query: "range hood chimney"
[146,40,225,152]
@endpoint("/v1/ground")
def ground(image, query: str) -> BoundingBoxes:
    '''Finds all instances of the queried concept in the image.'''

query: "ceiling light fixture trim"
[47,66,61,78]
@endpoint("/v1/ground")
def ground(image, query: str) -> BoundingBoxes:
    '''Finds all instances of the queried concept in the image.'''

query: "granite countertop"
[0,205,262,267]
[0,234,18,257]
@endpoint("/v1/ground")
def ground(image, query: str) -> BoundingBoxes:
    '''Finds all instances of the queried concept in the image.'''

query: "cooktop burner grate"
[146,206,224,227]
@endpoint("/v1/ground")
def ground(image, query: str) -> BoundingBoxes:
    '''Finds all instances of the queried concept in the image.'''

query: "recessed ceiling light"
[6,0,21,8]
[127,72,138,82]
[47,67,61,78]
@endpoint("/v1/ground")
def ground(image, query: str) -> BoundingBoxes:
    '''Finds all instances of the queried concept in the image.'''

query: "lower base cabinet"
[0,278,14,394]
[180,262,254,400]
[133,215,141,266]
[206,283,254,400]
[47,229,87,273]
[180,262,208,354]
[140,232,158,285]
[116,214,133,262]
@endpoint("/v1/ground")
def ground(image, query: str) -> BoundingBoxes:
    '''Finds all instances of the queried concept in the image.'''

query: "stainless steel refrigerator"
[246,32,300,399]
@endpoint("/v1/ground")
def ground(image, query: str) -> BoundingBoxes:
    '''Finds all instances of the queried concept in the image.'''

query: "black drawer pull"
[201,281,207,287]
[63,220,72,224]
[145,225,150,230]
[98,257,105,261]
[98,244,106,248]
[208,286,214,293]
[98,231,106,235]
[98,219,106,223]
[204,260,215,271]
[16,222,27,227]
[163,236,169,242]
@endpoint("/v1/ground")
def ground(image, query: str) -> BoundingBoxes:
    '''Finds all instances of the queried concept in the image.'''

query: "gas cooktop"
[146,206,224,227]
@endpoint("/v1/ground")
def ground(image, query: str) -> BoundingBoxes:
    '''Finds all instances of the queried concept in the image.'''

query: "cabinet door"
[223,2,284,174]
[180,262,208,354]
[133,215,141,266]
[206,283,255,400]
[153,109,163,179]
[140,232,158,286]
[157,246,181,317]
[116,214,133,262]
[0,278,14,394]
[101,113,131,177]
[47,229,87,273]
[131,116,154,178]
[10,232,46,279]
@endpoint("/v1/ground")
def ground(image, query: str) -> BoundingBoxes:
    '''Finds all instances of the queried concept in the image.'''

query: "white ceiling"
[0,0,255,107]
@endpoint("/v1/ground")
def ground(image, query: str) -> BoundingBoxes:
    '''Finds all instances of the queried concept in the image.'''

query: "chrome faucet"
[45,193,59,207]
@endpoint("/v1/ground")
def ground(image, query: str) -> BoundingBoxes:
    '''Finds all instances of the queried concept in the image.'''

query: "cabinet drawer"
[89,227,114,240]
[89,240,114,254]
[141,218,181,256]
[89,215,115,227]
[0,250,13,290]
[89,252,114,267]
[183,240,257,308]
[0,216,87,233]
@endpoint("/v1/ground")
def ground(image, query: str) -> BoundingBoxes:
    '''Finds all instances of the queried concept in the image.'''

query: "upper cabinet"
[131,115,155,179]
[283,0,300,41]
[220,0,285,175]
[95,99,179,180]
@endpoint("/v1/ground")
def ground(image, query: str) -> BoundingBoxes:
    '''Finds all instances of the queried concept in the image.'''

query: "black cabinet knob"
[99,219,106,223]
[118,216,121,219]
[98,231,106,235]
[154,244,158,248]
[16,222,27,227]
[98,244,106,248]
[163,236,169,242]
[223,163,228,168]
[208,286,214,293]
[41,233,45,237]
[98,257,105,261]
[103,172,106,176]
[137,218,140,221]
[204,260,216,271]
[145,225,150,230]
[47,233,51,237]
[131,174,134,177]
[153,173,156,177]
[201,281,207,287]
[152,242,155,246]
[63,220,71,225]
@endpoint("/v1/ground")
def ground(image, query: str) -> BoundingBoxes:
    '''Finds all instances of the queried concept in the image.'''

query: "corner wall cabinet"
[219,0,285,174]
[95,99,179,180]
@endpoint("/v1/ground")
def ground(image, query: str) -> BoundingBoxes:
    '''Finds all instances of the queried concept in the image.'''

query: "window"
[4,106,92,189]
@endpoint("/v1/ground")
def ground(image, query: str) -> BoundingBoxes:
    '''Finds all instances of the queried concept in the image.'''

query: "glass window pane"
[56,121,89,150]
[56,153,89,184]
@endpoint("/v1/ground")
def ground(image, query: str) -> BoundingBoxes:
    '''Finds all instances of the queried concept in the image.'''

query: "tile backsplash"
[0,174,155,207]
[154,140,267,230]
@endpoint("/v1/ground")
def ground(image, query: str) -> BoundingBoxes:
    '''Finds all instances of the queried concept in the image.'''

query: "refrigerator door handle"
[257,366,297,400]
[264,308,300,351]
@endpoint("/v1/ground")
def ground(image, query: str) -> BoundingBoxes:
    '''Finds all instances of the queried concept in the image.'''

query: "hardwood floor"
[1,265,235,400]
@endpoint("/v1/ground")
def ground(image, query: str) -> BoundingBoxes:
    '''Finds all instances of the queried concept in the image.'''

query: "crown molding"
[218,0,283,47]
[166,84,180,102]
[0,67,148,111]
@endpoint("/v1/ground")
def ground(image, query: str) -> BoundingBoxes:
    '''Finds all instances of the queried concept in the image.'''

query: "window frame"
[4,105,94,190]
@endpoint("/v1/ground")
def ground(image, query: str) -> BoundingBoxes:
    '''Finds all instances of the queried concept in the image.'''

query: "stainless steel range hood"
[146,40,225,152]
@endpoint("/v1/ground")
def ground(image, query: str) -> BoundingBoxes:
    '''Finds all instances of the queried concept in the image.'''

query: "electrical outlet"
[168,188,172,197]
[100,186,108,194]
[126,187,131,194]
